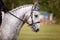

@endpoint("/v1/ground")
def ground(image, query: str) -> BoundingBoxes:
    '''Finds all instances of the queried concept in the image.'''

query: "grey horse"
[0,4,40,40]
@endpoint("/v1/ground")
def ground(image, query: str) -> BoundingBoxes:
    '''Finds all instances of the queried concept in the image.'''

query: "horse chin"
[33,29,39,32]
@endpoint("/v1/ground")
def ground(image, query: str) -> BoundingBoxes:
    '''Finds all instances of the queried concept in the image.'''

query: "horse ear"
[33,0,39,5]
[33,0,39,3]
[33,0,39,11]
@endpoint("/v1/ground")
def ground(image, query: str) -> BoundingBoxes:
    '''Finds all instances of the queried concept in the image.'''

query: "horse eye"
[35,15,38,17]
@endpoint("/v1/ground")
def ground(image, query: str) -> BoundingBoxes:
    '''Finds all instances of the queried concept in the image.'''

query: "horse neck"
[10,6,32,20]
[9,5,32,27]
[23,6,33,23]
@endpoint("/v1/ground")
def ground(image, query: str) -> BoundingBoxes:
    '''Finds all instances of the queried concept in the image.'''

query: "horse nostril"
[35,29,39,32]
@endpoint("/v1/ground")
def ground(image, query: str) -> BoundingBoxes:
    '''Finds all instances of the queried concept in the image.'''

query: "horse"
[0,4,40,40]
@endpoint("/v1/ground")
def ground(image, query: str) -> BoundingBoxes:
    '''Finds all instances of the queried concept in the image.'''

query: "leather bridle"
[27,6,40,26]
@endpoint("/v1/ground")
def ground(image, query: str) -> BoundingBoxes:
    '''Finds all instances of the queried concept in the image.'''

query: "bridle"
[27,5,40,26]
[8,5,40,26]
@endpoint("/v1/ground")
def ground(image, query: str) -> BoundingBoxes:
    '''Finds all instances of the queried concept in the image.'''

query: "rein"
[8,11,24,22]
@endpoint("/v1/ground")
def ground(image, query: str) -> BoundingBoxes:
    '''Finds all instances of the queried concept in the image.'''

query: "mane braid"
[11,4,33,12]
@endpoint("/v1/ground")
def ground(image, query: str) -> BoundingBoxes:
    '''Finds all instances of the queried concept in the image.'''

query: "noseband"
[8,5,40,26]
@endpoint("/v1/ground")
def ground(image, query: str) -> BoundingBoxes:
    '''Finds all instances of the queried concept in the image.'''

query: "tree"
[39,0,60,24]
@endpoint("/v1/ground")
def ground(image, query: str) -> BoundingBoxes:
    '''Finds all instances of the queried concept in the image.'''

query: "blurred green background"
[18,24,60,40]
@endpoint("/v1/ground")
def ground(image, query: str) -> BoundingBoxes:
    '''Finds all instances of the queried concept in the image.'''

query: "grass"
[17,24,60,40]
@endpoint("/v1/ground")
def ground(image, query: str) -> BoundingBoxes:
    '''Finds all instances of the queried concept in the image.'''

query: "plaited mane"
[11,4,33,12]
